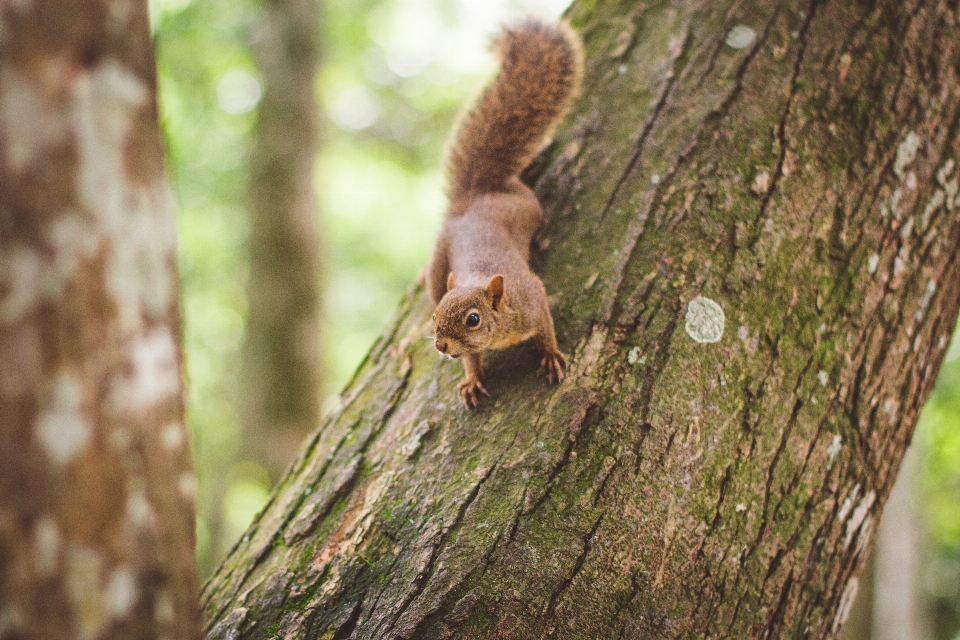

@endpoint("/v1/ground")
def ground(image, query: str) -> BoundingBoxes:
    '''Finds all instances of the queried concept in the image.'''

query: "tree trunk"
[202,0,960,637]
[239,0,324,482]
[0,1,199,638]
[871,445,929,640]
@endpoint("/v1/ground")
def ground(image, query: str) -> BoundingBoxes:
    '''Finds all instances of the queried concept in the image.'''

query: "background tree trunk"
[239,0,324,483]
[0,1,199,638]
[871,445,930,640]
[839,445,929,640]
[203,0,960,637]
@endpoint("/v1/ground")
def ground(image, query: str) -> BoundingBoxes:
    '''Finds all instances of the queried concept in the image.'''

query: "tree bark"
[239,0,323,482]
[0,1,199,639]
[203,0,960,637]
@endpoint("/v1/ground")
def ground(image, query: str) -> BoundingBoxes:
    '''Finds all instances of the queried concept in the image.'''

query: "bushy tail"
[446,19,583,201]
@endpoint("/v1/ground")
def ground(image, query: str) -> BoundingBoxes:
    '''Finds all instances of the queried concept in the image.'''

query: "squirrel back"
[445,20,583,204]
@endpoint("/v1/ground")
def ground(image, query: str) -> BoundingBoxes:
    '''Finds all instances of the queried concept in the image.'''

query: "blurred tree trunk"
[840,556,874,640]
[0,1,198,639]
[872,446,929,640]
[239,0,323,482]
[203,0,960,638]
[840,445,928,640]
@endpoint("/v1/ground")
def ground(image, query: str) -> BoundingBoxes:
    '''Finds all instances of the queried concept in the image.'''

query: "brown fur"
[428,20,582,408]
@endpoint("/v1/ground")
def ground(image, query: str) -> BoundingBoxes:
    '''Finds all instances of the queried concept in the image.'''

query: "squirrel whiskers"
[427,19,583,408]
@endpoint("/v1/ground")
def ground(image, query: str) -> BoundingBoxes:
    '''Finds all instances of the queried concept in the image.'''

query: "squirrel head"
[433,274,508,357]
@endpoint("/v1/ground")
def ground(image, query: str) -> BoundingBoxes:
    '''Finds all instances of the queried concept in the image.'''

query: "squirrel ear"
[485,274,505,311]
[447,272,457,291]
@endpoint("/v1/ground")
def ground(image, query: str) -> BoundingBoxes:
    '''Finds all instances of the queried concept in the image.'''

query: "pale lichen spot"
[946,178,959,210]
[751,169,770,195]
[838,484,860,522]
[154,590,175,624]
[921,189,945,230]
[178,472,198,501]
[45,213,101,297]
[403,421,430,457]
[818,370,829,386]
[900,217,915,240]
[893,256,905,277]
[126,487,155,529]
[105,567,138,618]
[160,421,185,452]
[905,171,917,190]
[70,59,176,327]
[725,25,756,49]
[685,296,725,344]
[0,67,69,172]
[33,516,60,576]
[650,173,661,185]
[35,371,92,464]
[110,326,180,416]
[936,160,958,210]
[627,346,642,365]
[0,245,41,323]
[854,515,874,555]
[0,604,23,637]
[826,435,842,464]
[893,131,921,177]
[867,253,880,274]
[735,503,747,513]
[832,577,859,633]
[883,398,897,417]
[884,187,904,220]
[844,490,876,549]
[737,325,748,341]
[915,278,937,322]
[937,158,956,184]
[108,0,133,31]
[65,544,106,640]
[71,58,147,223]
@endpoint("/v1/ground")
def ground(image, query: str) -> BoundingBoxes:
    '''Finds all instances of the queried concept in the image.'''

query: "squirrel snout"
[435,340,448,353]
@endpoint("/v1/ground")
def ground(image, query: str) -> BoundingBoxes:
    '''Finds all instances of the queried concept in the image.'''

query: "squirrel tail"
[446,19,583,201]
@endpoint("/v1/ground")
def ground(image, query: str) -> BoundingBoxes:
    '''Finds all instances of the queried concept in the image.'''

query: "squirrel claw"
[458,377,490,409]
[538,350,567,384]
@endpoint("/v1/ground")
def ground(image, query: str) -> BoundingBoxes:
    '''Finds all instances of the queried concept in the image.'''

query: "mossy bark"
[202,0,960,637]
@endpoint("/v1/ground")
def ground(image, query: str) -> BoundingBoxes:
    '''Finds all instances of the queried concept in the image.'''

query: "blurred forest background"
[149,0,960,637]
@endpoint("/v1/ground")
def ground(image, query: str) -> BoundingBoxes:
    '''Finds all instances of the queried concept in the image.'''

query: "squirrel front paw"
[458,376,490,409]
[538,349,567,384]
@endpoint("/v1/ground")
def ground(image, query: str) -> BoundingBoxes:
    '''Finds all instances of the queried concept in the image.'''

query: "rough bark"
[203,0,960,638]
[239,0,323,482]
[0,1,199,639]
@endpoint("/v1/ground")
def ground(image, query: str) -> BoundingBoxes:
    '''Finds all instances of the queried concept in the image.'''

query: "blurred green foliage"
[918,341,960,639]
[152,0,570,576]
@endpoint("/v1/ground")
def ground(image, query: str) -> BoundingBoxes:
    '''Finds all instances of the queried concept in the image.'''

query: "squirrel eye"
[466,312,481,328]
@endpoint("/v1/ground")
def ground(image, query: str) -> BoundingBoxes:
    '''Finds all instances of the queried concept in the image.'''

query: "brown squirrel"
[427,19,583,408]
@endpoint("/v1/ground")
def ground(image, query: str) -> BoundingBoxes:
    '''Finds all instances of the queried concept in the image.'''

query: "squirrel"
[427,19,583,408]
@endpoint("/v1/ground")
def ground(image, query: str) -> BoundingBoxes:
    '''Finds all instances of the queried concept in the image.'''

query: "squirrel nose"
[436,340,448,353]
